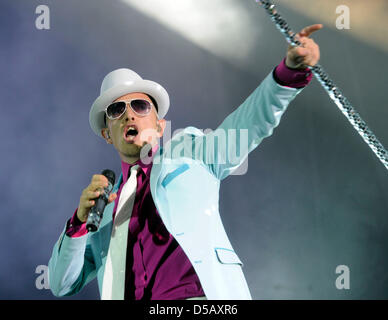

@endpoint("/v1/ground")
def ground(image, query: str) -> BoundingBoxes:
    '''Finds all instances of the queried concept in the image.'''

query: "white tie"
[101,164,140,300]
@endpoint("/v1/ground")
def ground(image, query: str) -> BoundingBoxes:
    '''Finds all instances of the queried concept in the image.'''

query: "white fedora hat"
[89,68,169,138]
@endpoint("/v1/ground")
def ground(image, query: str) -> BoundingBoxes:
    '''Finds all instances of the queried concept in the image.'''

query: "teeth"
[126,126,138,136]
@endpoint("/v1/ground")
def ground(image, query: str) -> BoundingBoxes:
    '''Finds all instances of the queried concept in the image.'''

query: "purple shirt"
[273,57,313,88]
[117,146,205,300]
[65,58,312,299]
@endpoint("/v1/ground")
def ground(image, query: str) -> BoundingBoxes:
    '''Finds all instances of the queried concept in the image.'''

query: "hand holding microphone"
[77,170,116,231]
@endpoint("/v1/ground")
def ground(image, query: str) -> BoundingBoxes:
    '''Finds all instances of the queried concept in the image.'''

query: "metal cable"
[256,0,388,171]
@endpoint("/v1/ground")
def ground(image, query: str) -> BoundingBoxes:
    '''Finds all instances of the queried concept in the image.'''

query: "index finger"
[299,24,323,37]
[88,180,108,192]
[92,174,108,183]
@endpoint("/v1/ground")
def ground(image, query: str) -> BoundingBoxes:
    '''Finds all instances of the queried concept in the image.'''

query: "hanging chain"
[256,0,388,171]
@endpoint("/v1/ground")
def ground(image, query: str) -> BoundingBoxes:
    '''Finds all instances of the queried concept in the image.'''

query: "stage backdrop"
[0,0,387,299]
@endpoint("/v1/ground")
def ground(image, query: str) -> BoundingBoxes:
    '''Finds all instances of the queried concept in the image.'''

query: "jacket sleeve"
[175,68,306,180]
[48,223,97,297]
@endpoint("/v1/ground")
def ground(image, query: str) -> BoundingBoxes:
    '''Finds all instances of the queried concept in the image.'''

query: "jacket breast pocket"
[215,247,243,266]
[161,164,190,188]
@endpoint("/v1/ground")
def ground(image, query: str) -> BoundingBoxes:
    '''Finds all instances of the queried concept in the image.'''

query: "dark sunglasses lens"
[107,102,126,118]
[131,99,151,115]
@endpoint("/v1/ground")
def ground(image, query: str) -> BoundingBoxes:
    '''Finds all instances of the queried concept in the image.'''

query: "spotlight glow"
[120,0,260,68]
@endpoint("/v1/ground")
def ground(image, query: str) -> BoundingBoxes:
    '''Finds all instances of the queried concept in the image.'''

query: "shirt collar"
[121,144,159,183]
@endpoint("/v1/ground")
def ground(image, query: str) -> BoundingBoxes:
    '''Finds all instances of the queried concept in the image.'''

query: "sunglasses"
[105,99,154,120]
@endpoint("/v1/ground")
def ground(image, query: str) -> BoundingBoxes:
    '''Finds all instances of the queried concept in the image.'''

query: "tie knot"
[130,164,140,177]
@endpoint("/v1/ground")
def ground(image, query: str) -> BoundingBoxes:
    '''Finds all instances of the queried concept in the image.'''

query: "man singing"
[48,24,323,300]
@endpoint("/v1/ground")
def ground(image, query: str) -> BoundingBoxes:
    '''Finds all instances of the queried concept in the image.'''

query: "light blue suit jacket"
[48,71,304,299]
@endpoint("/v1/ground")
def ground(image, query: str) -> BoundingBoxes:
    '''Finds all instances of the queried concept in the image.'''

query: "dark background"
[0,0,387,299]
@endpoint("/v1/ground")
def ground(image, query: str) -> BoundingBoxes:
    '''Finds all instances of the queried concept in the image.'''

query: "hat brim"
[89,79,169,138]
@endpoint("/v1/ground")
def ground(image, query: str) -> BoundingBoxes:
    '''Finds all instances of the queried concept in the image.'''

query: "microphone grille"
[101,169,116,185]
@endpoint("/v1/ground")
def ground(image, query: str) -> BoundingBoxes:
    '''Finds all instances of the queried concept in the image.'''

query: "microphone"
[86,169,116,232]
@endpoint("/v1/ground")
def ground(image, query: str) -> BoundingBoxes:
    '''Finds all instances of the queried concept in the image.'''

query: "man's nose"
[124,102,136,120]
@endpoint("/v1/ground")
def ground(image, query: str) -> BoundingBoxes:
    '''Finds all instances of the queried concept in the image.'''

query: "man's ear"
[101,128,112,144]
[156,119,166,138]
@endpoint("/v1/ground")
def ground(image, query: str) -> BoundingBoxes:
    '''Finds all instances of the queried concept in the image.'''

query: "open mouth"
[123,125,139,142]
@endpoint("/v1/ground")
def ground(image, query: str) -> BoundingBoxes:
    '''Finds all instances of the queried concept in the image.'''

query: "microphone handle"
[86,184,111,232]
